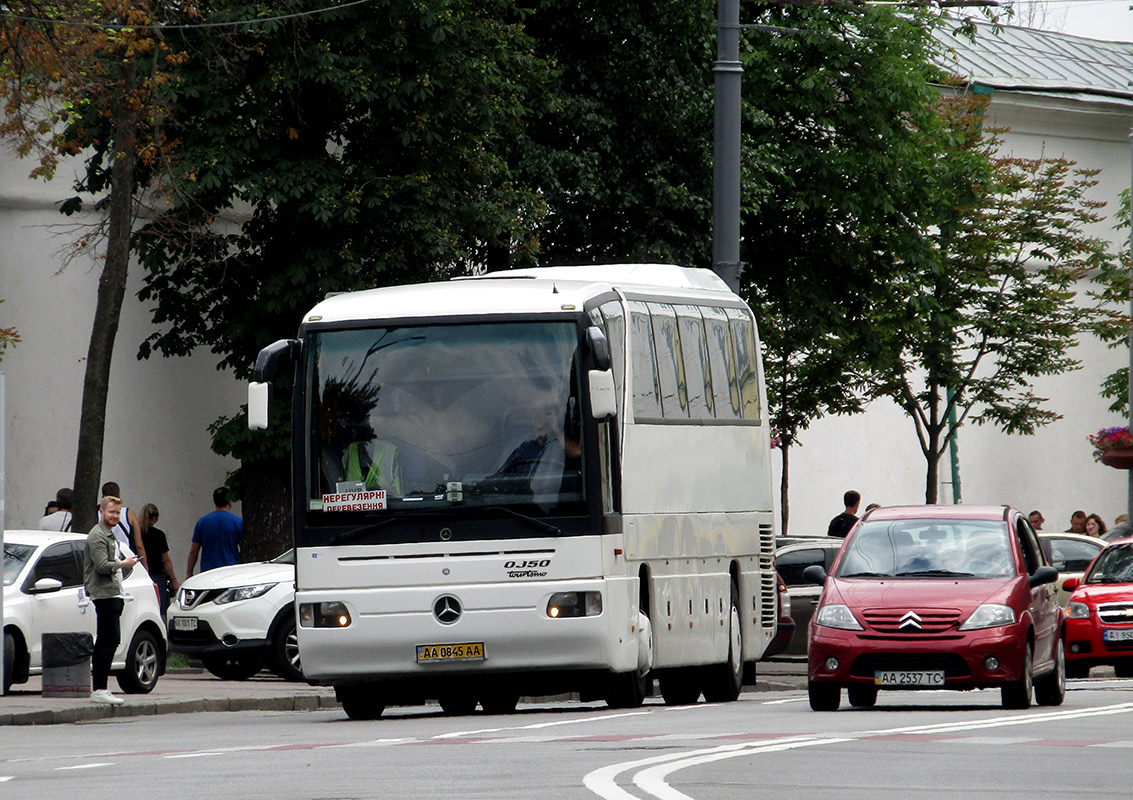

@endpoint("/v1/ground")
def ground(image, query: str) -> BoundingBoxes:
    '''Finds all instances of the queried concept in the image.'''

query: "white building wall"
[0,145,245,570]
[778,91,1133,537]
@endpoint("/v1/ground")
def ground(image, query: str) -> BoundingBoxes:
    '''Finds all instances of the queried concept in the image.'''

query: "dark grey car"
[775,538,845,656]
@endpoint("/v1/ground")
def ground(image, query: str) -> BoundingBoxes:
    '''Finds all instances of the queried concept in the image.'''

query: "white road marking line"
[434,710,652,739]
[55,763,114,771]
[585,701,1133,800]
[163,753,224,759]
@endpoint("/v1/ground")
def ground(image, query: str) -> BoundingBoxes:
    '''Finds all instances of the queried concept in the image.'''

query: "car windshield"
[3,543,36,587]
[836,519,1014,579]
[1084,542,1133,584]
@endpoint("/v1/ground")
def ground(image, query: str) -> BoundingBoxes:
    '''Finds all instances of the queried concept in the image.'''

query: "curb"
[0,693,343,727]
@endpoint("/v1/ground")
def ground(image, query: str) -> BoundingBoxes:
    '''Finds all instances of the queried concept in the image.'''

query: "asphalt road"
[2,674,1130,800]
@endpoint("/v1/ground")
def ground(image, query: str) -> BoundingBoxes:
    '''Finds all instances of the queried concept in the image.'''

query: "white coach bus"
[249,264,778,719]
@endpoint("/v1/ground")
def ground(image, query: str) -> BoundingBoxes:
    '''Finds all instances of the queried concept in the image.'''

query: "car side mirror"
[1029,565,1058,588]
[1061,576,1081,592]
[802,564,828,585]
[30,577,65,594]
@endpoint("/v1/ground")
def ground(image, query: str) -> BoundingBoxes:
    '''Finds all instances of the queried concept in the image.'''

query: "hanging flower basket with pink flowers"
[1089,426,1133,469]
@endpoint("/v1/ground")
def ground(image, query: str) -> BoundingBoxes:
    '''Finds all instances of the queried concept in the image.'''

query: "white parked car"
[3,530,167,694]
[167,550,300,681]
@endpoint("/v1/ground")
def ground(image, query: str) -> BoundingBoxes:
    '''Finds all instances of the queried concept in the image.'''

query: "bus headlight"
[547,592,602,618]
[299,601,352,628]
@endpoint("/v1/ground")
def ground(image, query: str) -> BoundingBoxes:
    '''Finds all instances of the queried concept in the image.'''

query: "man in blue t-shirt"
[186,487,243,576]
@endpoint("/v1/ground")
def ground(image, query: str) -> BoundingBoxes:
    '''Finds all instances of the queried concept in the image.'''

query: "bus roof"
[303,264,738,325]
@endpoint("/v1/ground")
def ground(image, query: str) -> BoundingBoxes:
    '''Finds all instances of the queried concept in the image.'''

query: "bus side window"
[702,307,741,421]
[727,308,761,421]
[628,302,662,420]
[596,301,626,415]
[675,305,712,420]
[648,303,688,419]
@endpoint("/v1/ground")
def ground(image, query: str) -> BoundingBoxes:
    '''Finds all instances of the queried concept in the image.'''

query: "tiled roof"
[934,19,1133,100]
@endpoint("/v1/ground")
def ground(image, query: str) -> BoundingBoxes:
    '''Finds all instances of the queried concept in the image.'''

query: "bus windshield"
[306,321,584,517]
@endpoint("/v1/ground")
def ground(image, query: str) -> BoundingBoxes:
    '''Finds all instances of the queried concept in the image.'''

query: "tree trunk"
[924,443,940,504]
[239,460,293,563]
[779,443,790,535]
[71,60,139,533]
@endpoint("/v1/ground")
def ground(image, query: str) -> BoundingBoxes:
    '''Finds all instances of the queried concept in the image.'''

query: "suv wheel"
[202,653,264,681]
[268,614,303,682]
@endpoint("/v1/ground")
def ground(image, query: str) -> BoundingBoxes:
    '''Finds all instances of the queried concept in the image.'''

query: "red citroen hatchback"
[804,505,1064,711]
[1062,537,1133,679]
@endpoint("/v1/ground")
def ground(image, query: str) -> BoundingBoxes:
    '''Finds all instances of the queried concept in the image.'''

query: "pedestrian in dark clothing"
[139,503,180,615]
[827,490,861,538]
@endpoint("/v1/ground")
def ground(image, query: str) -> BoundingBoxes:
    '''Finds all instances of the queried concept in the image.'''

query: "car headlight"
[1067,601,1090,619]
[214,583,278,604]
[959,603,1015,630]
[815,603,863,630]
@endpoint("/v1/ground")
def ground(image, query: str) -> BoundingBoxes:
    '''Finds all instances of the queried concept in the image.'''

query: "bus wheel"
[659,669,701,706]
[339,687,385,720]
[438,692,477,716]
[702,581,743,703]
[480,691,520,715]
[605,670,649,709]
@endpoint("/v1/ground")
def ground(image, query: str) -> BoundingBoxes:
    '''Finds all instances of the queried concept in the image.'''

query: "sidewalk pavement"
[1,659,809,727]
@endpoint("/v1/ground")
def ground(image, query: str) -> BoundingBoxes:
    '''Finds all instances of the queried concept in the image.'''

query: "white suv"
[3,530,167,694]
[167,550,300,681]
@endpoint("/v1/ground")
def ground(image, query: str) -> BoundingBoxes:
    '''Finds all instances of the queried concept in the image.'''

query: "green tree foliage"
[737,7,948,530]
[132,0,553,557]
[521,0,717,266]
[1,0,184,531]
[868,89,1121,502]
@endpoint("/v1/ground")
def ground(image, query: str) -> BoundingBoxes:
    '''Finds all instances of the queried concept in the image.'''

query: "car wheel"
[268,614,303,682]
[480,690,520,715]
[202,653,265,681]
[1034,639,1066,706]
[339,687,385,720]
[702,581,743,703]
[3,631,18,693]
[847,685,878,708]
[1001,642,1033,710]
[659,669,702,706]
[438,692,477,716]
[808,680,840,711]
[116,630,161,694]
[1115,662,1133,678]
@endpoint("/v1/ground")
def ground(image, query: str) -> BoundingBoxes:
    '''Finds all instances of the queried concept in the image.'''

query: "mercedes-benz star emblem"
[898,611,923,631]
[433,595,463,625]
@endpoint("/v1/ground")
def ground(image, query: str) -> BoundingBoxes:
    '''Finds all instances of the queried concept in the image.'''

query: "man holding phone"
[82,494,140,705]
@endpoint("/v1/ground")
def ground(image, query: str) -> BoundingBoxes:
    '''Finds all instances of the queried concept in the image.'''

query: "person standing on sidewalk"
[185,487,243,577]
[82,494,139,705]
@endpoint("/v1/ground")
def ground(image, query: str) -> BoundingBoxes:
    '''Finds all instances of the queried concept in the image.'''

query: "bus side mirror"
[589,370,616,420]
[586,327,612,372]
[249,381,272,431]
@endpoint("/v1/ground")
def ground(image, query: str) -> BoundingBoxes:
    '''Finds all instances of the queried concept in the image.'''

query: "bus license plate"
[1103,628,1133,642]
[875,670,944,687]
[416,642,486,663]
[173,617,198,632]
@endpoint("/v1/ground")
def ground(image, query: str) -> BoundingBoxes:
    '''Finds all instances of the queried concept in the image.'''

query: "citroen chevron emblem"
[898,611,923,631]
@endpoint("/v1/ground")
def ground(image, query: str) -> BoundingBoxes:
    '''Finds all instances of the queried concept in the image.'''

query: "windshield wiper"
[464,505,562,535]
[840,571,894,579]
[896,569,975,578]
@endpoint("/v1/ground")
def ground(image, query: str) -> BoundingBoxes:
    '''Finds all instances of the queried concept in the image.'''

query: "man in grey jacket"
[83,495,139,705]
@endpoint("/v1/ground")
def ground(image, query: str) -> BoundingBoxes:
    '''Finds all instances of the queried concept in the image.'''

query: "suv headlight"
[214,583,278,604]
[1067,601,1090,619]
[959,603,1015,630]
[815,604,863,630]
